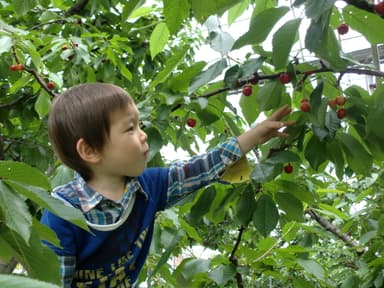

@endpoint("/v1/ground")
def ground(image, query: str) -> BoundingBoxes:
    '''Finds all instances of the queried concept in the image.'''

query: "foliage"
[0,0,383,287]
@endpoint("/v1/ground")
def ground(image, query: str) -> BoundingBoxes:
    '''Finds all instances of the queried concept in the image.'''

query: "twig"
[229,226,245,288]
[11,46,57,98]
[305,208,362,250]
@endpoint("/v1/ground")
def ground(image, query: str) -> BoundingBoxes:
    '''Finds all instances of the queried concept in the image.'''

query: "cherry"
[279,72,292,84]
[16,63,24,71]
[300,101,311,112]
[284,163,293,174]
[242,84,252,96]
[337,23,349,35]
[10,64,18,71]
[186,118,196,128]
[327,98,337,109]
[47,82,55,90]
[335,95,346,106]
[337,108,347,119]
[375,2,384,16]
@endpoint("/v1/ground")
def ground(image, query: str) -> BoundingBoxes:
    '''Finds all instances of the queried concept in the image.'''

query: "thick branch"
[229,227,245,288]
[305,208,360,249]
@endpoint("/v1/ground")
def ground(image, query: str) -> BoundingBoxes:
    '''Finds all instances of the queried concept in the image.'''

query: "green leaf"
[9,75,31,94]
[0,275,60,288]
[275,192,304,222]
[128,6,153,19]
[326,140,344,180]
[343,5,384,44]
[34,89,51,118]
[255,80,284,111]
[297,258,325,281]
[150,45,189,89]
[253,194,279,237]
[208,31,235,55]
[266,150,301,164]
[189,186,216,224]
[12,0,37,16]
[2,225,60,284]
[190,0,242,23]
[149,23,170,59]
[239,85,259,125]
[0,181,32,244]
[318,204,349,221]
[122,0,145,19]
[151,228,184,275]
[0,160,51,190]
[174,258,210,284]
[188,59,227,94]
[305,13,348,71]
[305,0,336,21]
[338,133,372,176]
[163,0,190,34]
[208,264,236,285]
[145,127,164,162]
[304,134,328,170]
[227,0,249,26]
[236,185,256,226]
[251,162,282,183]
[169,61,206,93]
[272,18,302,69]
[7,181,90,232]
[232,7,290,50]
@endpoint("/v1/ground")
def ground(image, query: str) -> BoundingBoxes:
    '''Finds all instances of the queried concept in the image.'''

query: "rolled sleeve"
[167,137,242,207]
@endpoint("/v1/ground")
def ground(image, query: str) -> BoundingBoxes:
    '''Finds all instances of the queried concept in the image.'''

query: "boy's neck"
[87,175,126,202]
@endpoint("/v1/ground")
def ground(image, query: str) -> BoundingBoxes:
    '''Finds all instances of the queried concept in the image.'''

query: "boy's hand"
[237,105,293,154]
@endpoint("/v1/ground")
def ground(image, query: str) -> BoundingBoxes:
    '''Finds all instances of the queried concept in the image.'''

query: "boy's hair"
[48,83,134,180]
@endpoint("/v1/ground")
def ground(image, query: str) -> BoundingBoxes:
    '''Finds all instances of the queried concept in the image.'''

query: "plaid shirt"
[45,137,242,287]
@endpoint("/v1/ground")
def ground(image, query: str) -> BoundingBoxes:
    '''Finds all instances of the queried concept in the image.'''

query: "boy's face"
[97,103,149,177]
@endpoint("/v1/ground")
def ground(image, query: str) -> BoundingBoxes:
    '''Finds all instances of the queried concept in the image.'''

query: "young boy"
[41,82,292,287]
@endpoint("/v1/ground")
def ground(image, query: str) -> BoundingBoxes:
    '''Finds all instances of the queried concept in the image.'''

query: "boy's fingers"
[269,104,291,121]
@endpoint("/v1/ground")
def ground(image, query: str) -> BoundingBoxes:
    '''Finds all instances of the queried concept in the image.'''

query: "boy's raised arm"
[237,104,293,154]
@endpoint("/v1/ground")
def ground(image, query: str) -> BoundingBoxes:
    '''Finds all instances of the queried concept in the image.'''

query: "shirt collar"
[73,173,147,212]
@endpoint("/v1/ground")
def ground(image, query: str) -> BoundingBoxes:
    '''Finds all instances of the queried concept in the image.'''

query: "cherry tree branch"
[229,226,245,288]
[305,208,364,254]
[195,67,384,100]
[11,46,57,98]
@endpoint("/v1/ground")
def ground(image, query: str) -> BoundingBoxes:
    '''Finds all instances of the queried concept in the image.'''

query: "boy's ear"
[76,138,101,164]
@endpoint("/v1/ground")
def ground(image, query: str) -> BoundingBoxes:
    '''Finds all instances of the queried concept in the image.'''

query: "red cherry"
[16,63,24,71]
[327,98,337,109]
[279,72,292,84]
[10,64,18,71]
[186,118,196,128]
[335,95,346,106]
[337,23,349,35]
[375,2,384,16]
[284,163,293,174]
[337,108,347,119]
[47,82,55,90]
[242,84,252,96]
[300,101,311,112]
